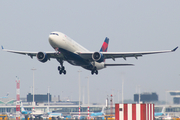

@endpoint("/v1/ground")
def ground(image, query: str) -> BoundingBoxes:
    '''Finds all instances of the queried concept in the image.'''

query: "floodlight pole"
[48,86,50,106]
[139,85,141,103]
[47,86,50,113]
[122,79,124,104]
[31,68,36,107]
[78,70,82,119]
[86,77,90,120]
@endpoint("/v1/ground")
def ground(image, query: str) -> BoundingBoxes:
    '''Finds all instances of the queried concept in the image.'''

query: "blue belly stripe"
[58,48,93,70]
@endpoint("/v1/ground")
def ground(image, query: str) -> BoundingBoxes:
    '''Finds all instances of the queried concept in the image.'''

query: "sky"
[0,1,180,104]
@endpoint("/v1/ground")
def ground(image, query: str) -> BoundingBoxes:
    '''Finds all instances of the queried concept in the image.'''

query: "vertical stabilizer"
[100,37,109,52]
[101,106,105,113]
[21,102,25,112]
[47,106,50,113]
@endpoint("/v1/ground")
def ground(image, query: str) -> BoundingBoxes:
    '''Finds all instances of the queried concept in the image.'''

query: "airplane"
[43,106,63,119]
[31,107,44,118]
[90,107,105,119]
[47,113,63,118]
[21,102,43,119]
[2,31,178,75]
[154,107,166,119]
[0,92,9,99]
[20,102,31,116]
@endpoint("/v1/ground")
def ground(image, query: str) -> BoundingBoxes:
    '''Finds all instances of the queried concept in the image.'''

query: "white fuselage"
[49,32,89,53]
[48,32,105,70]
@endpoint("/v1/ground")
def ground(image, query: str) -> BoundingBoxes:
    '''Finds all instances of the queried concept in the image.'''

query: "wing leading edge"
[78,46,178,61]
[1,46,65,60]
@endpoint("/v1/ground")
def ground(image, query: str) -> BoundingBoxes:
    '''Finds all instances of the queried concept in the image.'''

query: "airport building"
[1,91,179,117]
[0,92,159,114]
[0,98,15,105]
[1,92,180,118]
[0,93,107,116]
[0,103,106,116]
[27,93,52,103]
[155,104,180,117]
[168,91,180,104]
[134,92,158,103]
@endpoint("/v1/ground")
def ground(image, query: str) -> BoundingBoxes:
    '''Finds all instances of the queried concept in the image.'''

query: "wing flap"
[105,64,134,66]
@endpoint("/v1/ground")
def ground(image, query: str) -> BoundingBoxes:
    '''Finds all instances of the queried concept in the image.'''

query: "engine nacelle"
[37,52,48,63]
[92,52,104,63]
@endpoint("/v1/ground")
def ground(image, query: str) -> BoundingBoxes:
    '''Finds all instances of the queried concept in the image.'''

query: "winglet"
[1,46,4,50]
[172,46,178,52]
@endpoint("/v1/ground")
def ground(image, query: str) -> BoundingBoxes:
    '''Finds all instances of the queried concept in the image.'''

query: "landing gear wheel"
[91,68,98,75]
[95,70,98,75]
[58,66,61,71]
[58,66,66,75]
[57,58,66,75]
[63,70,66,74]
[59,70,63,74]
[91,70,94,75]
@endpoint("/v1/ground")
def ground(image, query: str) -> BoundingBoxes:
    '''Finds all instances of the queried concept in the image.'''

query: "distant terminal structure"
[0,98,15,105]
[134,92,158,103]
[27,93,52,103]
[168,91,180,104]
[26,93,81,105]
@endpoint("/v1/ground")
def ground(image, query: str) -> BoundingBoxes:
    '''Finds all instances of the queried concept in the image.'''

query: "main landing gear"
[91,67,98,75]
[58,66,66,75]
[57,59,66,75]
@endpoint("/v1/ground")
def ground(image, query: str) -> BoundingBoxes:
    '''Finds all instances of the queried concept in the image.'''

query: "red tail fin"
[100,37,109,52]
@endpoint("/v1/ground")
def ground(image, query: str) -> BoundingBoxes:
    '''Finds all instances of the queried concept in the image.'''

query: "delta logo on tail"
[100,37,109,62]
[100,37,109,52]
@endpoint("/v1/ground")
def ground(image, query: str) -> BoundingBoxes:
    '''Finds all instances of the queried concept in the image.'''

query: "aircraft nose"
[49,32,65,49]
[49,35,54,42]
[49,34,58,44]
[49,35,57,46]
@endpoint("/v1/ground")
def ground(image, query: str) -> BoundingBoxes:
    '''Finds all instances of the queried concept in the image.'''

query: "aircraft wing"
[1,46,65,60]
[78,46,178,61]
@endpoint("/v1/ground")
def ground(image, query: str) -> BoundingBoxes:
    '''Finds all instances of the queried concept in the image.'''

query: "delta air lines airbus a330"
[2,32,178,75]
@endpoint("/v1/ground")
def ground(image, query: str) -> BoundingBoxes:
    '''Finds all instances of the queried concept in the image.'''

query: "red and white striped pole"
[87,76,90,120]
[16,78,20,120]
[88,106,89,119]
[79,107,81,118]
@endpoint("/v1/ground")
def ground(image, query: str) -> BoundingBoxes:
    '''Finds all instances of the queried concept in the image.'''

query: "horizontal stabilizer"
[105,64,134,66]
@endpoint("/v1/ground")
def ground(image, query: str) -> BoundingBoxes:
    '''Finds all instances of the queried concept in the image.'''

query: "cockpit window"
[50,33,59,36]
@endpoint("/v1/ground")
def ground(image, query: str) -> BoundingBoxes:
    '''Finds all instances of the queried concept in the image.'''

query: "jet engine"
[37,52,48,63]
[92,52,104,63]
